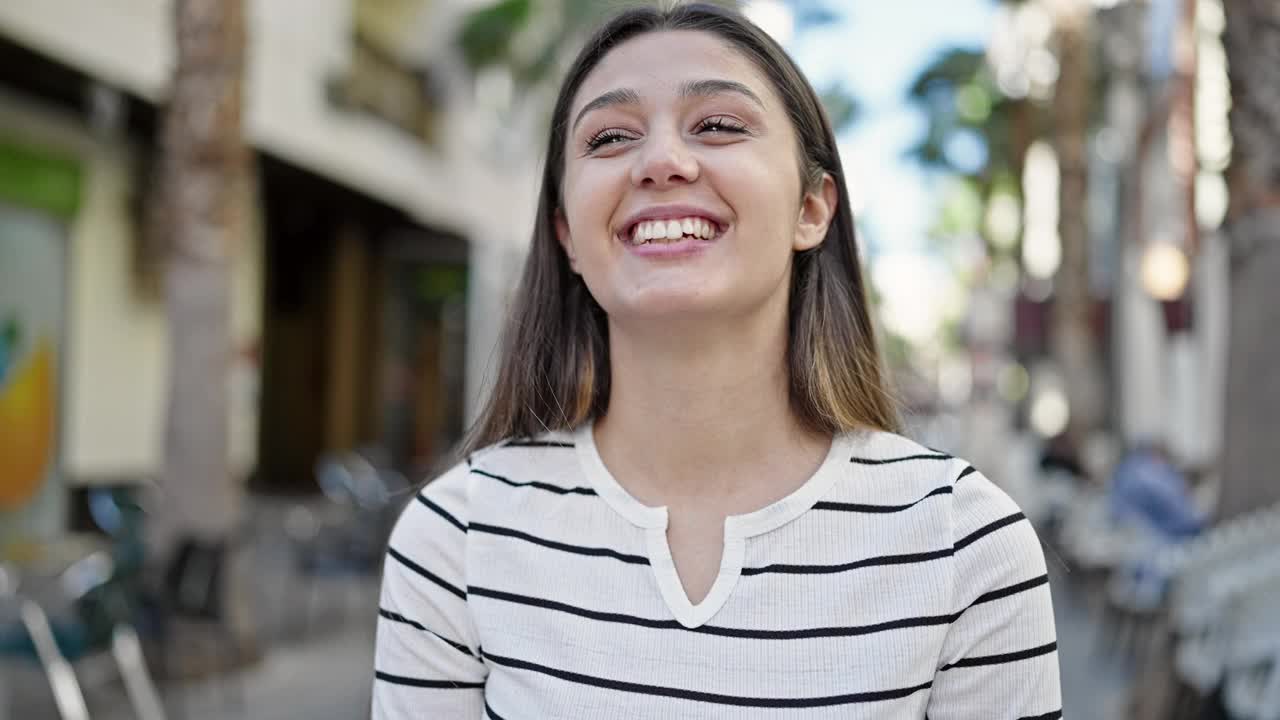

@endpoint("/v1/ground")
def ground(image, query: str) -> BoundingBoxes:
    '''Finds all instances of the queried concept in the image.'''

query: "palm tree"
[907,2,1104,449]
[1218,0,1280,519]
[149,0,255,667]
[1047,0,1105,449]
[905,47,1031,259]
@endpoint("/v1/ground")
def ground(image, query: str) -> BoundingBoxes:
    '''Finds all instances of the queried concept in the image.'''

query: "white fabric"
[373,425,1063,719]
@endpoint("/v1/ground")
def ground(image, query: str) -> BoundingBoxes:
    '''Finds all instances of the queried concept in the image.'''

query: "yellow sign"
[0,339,56,509]
[0,203,63,515]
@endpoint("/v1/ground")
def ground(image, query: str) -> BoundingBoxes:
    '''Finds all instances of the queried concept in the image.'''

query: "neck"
[594,305,828,508]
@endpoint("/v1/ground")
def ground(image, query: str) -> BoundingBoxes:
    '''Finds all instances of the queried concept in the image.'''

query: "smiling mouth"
[627,217,721,245]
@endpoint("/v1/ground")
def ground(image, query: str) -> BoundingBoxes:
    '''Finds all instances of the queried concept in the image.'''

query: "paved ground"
[2,495,382,720]
[1052,566,1137,720]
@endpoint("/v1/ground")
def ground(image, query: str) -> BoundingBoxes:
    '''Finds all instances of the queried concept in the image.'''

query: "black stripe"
[741,547,953,576]
[374,670,483,689]
[940,641,1058,671]
[416,493,467,532]
[814,484,952,513]
[471,585,682,632]
[378,608,427,631]
[377,608,475,657]
[954,465,978,483]
[503,439,575,448]
[968,574,1050,609]
[387,546,466,599]
[1017,711,1063,720]
[471,585,958,640]
[481,651,932,707]
[469,523,649,565]
[954,512,1026,552]
[485,700,509,720]
[703,612,958,641]
[850,453,951,465]
[471,468,597,496]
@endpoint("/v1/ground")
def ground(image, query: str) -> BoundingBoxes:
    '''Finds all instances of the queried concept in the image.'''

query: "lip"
[625,236,715,259]
[617,203,730,240]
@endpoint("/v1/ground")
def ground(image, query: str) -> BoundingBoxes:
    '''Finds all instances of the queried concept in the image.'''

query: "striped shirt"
[373,424,1063,719]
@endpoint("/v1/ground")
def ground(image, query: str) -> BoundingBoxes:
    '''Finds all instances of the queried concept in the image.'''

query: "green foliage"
[932,178,985,238]
[1,316,17,350]
[905,43,1035,256]
[880,330,912,369]
[905,48,1000,175]
[457,0,532,70]
[819,83,860,132]
[907,48,987,101]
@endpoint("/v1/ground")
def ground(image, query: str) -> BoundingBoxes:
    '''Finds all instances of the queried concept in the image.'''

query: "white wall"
[1116,236,1228,469]
[0,0,509,233]
[1117,242,1168,446]
[0,0,541,438]
[0,0,173,101]
[0,91,263,485]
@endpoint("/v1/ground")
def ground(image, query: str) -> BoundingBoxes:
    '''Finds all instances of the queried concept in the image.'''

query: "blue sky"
[787,0,999,255]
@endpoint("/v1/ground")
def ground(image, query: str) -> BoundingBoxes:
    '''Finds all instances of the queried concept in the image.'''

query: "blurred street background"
[0,0,1277,718]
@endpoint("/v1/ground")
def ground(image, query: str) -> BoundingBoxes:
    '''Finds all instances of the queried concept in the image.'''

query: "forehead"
[571,30,777,114]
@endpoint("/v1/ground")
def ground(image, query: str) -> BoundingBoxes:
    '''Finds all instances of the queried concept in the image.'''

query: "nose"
[630,127,699,189]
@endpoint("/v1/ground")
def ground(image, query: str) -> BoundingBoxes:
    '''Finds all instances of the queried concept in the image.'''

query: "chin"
[607,289,726,323]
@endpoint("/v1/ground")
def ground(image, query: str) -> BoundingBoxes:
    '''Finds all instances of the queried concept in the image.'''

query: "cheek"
[562,168,617,239]
[720,146,801,215]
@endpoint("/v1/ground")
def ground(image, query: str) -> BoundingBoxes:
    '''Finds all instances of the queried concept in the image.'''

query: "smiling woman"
[372,4,1062,719]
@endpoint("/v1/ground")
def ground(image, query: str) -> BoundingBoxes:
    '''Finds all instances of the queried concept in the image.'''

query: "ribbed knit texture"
[373,425,1063,719]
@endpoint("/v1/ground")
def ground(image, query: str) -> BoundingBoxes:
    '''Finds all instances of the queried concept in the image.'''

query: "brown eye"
[586,129,637,152]
[695,116,747,135]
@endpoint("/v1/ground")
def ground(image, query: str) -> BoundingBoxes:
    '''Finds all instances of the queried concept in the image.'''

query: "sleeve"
[372,461,487,719]
[926,468,1064,720]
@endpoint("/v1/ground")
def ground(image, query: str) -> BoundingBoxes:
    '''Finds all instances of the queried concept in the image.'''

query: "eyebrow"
[571,79,766,132]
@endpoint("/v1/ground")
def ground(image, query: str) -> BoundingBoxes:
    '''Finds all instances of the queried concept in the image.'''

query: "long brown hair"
[466,2,898,452]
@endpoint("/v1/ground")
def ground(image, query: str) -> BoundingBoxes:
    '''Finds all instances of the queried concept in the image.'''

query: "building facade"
[0,0,539,540]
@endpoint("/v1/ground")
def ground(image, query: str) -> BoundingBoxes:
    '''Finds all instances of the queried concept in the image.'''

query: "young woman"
[373,4,1062,718]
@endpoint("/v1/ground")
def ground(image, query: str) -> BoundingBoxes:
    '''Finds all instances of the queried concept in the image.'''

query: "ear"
[555,209,580,273]
[794,173,837,252]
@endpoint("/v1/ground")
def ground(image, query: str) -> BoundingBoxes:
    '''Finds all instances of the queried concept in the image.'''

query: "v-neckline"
[574,422,852,628]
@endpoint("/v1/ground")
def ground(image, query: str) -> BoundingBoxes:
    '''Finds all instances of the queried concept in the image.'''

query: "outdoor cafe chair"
[0,548,165,720]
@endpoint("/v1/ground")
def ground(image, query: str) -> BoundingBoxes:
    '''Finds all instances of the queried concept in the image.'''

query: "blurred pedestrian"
[1105,441,1206,604]
[1108,442,1205,542]
[372,4,1061,719]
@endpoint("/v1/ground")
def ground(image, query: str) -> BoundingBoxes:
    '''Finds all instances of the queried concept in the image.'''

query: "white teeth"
[628,217,719,244]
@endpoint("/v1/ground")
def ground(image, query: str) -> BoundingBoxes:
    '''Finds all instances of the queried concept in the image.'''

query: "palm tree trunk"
[150,0,256,666]
[154,0,246,547]
[1218,0,1280,520]
[1050,2,1106,446]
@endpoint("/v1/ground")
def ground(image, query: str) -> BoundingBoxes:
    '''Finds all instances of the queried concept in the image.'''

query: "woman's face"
[557,30,835,326]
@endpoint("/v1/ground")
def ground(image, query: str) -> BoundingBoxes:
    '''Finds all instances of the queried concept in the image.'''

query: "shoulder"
[464,428,581,480]
[387,460,473,573]
[833,429,1049,596]
[396,429,584,538]
[827,429,974,508]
